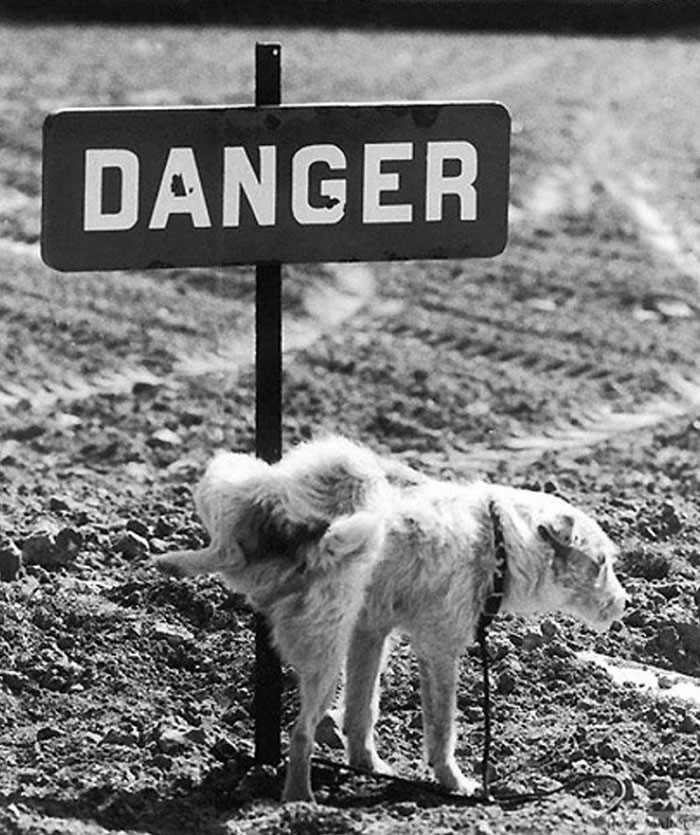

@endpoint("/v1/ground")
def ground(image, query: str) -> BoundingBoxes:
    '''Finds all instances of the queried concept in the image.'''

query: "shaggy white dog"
[154,436,627,802]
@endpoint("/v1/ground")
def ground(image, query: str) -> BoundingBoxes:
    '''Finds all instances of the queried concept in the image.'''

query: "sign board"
[42,102,510,271]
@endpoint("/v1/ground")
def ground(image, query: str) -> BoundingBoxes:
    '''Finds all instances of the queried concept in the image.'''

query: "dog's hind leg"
[153,547,228,579]
[283,667,340,802]
[343,623,393,775]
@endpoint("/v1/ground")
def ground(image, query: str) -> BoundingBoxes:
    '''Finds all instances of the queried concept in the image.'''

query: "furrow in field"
[437,370,700,475]
[0,239,379,411]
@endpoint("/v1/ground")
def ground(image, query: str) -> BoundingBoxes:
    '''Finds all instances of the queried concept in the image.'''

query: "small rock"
[36,726,62,742]
[394,802,419,818]
[655,299,694,319]
[221,705,248,727]
[597,739,620,761]
[21,531,56,567]
[153,621,194,646]
[624,608,647,628]
[55,413,83,431]
[657,625,680,658]
[150,538,169,555]
[165,458,200,480]
[48,495,73,514]
[22,527,82,569]
[0,670,29,692]
[184,726,207,745]
[113,530,149,559]
[102,725,141,746]
[528,298,557,313]
[179,410,203,427]
[497,668,517,696]
[126,518,150,538]
[0,440,22,465]
[7,422,45,442]
[678,713,700,734]
[213,737,239,762]
[149,428,182,448]
[0,539,22,581]
[658,583,681,600]
[647,776,673,800]
[124,462,152,484]
[540,618,559,640]
[55,528,83,561]
[522,630,544,651]
[132,379,162,396]
[150,753,173,771]
[157,725,190,754]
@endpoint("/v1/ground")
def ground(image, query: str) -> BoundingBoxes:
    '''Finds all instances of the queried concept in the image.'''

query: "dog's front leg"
[343,623,393,775]
[283,670,338,802]
[417,647,480,795]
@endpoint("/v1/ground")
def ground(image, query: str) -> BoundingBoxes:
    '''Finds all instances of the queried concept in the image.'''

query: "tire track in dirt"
[405,45,700,471]
[173,262,387,376]
[0,236,381,410]
[405,370,700,475]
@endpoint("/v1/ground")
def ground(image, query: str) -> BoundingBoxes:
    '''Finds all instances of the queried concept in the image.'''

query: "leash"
[310,500,626,812]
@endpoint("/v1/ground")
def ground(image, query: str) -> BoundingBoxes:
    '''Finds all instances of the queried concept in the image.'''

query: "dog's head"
[503,490,627,631]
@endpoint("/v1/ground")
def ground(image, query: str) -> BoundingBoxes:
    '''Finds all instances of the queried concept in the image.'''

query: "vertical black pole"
[253,42,283,767]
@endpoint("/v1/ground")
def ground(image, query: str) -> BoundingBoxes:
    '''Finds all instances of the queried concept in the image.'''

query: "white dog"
[154,436,627,802]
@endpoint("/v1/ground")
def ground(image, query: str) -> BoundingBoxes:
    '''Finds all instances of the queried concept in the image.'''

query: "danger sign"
[42,102,510,271]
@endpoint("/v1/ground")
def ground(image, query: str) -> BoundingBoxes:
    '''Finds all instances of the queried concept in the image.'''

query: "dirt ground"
[1,10,700,835]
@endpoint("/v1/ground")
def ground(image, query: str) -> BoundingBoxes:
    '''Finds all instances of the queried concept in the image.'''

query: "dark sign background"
[42,102,510,271]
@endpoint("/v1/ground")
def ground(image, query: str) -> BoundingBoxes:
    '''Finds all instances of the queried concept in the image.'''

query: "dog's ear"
[538,513,575,550]
[236,501,327,564]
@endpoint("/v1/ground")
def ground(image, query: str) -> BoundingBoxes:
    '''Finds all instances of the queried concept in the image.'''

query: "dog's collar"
[477,501,508,636]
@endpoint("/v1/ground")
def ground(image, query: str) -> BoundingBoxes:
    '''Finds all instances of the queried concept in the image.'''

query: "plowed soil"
[1,13,700,835]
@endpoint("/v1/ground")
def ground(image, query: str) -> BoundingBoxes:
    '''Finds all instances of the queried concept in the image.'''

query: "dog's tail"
[308,511,385,572]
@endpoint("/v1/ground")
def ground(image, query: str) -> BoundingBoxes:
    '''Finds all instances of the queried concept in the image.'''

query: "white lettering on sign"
[83,149,139,231]
[292,144,347,225]
[425,141,478,222]
[149,147,212,229]
[223,146,276,227]
[362,142,413,224]
[81,141,482,232]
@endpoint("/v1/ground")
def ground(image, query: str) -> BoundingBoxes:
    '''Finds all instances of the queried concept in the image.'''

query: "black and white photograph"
[1,1,699,833]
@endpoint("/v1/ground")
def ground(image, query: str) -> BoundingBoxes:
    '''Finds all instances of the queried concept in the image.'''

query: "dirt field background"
[1,9,700,835]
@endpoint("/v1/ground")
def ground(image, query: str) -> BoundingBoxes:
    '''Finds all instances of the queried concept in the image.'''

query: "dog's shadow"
[11,751,487,834]
[10,759,254,835]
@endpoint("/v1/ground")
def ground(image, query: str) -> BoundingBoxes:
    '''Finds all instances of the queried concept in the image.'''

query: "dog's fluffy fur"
[154,436,627,802]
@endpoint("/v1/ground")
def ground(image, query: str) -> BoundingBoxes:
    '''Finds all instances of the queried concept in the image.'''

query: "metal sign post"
[252,42,283,767]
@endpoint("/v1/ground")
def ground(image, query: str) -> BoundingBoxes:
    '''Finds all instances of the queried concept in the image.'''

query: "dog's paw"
[434,763,481,795]
[349,750,394,776]
[281,780,315,803]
